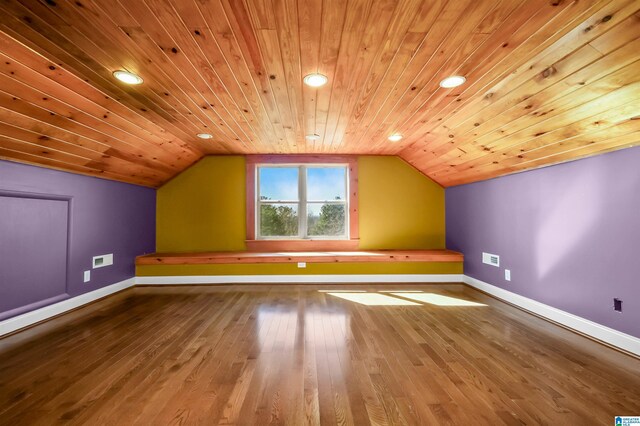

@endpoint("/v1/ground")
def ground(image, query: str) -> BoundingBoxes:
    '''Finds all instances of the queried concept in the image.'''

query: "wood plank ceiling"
[0,0,638,187]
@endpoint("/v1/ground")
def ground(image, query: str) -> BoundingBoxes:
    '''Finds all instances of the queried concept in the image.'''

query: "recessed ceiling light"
[113,70,143,85]
[388,134,403,142]
[303,73,328,87]
[439,75,466,88]
[196,133,213,139]
[305,134,321,141]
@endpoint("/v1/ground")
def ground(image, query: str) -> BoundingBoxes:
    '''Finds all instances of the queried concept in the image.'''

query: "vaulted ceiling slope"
[0,0,638,187]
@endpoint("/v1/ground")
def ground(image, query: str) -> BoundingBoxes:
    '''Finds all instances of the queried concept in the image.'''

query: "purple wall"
[446,146,640,338]
[1,195,69,318]
[0,160,155,320]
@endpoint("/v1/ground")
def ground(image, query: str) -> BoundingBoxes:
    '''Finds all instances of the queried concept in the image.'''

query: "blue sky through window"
[307,167,345,200]
[259,166,346,201]
[259,167,298,200]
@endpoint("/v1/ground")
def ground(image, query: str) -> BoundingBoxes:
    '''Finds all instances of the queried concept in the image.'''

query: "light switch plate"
[505,269,511,281]
[83,270,91,282]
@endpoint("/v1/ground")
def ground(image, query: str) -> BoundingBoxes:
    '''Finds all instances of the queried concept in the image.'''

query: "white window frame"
[256,164,349,240]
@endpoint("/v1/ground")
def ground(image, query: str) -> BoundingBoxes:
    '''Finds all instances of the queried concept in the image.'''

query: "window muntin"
[257,165,348,239]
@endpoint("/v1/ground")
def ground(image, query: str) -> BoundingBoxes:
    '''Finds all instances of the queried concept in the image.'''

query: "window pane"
[307,203,346,236]
[260,204,298,237]
[259,167,299,201]
[307,167,346,201]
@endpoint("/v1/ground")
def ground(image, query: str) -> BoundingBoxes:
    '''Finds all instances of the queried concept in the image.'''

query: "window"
[245,155,358,249]
[257,165,348,239]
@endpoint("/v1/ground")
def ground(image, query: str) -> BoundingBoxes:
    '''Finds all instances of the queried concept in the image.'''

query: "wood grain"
[0,0,636,186]
[1,284,639,424]
[135,249,464,265]
[244,239,360,252]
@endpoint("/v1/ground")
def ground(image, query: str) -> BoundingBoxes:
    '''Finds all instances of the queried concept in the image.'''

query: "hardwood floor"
[1,284,639,425]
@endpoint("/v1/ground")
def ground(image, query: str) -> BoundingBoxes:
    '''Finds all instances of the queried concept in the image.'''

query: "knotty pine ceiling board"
[0,0,637,187]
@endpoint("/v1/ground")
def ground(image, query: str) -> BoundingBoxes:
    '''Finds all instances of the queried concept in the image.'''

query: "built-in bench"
[135,249,464,282]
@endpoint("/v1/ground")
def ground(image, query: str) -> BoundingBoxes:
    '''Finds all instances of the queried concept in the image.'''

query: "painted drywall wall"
[156,155,445,252]
[0,160,155,320]
[446,146,640,338]
[1,195,69,318]
[137,261,462,276]
[156,156,246,252]
[358,156,445,249]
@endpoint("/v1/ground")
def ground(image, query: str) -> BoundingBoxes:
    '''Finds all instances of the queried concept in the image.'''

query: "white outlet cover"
[297,262,307,268]
[505,269,511,281]
[83,270,91,282]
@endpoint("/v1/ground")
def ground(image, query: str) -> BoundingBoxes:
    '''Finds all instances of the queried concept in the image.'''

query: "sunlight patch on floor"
[327,293,420,306]
[392,293,486,306]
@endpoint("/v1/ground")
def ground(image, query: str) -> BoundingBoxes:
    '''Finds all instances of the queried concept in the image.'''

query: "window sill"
[245,239,359,252]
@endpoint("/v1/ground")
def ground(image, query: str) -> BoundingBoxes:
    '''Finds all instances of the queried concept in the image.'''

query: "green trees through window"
[259,202,298,237]
[307,200,345,236]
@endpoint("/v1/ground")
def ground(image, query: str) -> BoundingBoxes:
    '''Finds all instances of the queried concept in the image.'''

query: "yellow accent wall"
[358,156,445,249]
[156,156,246,252]
[156,155,445,252]
[137,262,461,277]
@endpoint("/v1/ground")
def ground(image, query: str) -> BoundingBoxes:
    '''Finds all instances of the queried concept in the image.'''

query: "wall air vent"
[482,252,500,267]
[92,253,113,269]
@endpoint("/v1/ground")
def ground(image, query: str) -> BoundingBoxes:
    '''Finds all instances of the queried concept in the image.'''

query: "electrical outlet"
[614,298,622,312]
[297,262,306,268]
[83,270,91,283]
[505,269,511,281]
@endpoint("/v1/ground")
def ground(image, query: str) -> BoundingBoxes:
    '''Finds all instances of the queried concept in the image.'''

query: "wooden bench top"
[136,249,463,265]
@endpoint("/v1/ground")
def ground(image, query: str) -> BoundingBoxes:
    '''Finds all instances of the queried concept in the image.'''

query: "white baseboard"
[135,274,464,285]
[0,277,135,337]
[463,275,640,356]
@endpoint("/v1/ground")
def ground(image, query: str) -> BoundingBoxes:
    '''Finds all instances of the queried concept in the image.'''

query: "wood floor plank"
[1,284,639,425]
